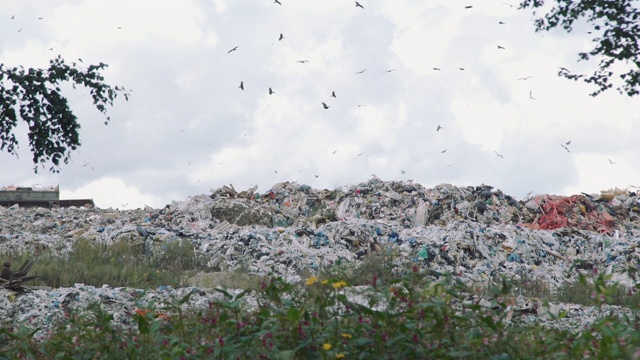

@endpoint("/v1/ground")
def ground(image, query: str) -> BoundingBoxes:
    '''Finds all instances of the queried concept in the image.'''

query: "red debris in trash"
[520,195,616,234]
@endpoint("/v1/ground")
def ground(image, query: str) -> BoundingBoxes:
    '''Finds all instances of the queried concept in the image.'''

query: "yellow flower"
[341,333,352,339]
[332,280,347,289]
[321,279,329,285]
[322,343,332,351]
[336,353,345,359]
[306,276,318,286]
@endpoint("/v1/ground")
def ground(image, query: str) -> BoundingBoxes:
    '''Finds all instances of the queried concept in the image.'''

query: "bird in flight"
[296,60,309,63]
[565,140,571,145]
[279,33,284,41]
[561,144,570,153]
[331,91,336,98]
[274,170,278,174]
[269,87,274,95]
[314,174,320,178]
[499,21,505,24]
[608,159,616,165]
[529,91,536,100]
[384,69,397,73]
[437,125,442,131]
[433,67,441,71]
[558,67,570,72]
[353,104,366,107]
[517,76,533,80]
[227,46,239,54]
[400,170,405,174]
[465,5,473,9]
[274,0,282,4]
[355,1,364,9]
[322,102,330,109]
[357,153,363,156]
[458,67,465,71]
[441,149,447,153]
[497,45,505,49]
[355,69,367,74]
[493,151,504,158]
[239,81,244,90]
[332,150,337,154]
[10,15,14,19]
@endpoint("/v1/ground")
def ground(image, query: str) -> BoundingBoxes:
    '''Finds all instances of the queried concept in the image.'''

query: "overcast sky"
[1,0,639,209]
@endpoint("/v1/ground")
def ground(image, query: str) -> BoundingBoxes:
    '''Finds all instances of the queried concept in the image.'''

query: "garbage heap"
[1,179,639,337]
[3,179,638,288]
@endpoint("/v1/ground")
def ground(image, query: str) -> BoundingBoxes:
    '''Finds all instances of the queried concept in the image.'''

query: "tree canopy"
[519,0,640,97]
[0,56,129,173]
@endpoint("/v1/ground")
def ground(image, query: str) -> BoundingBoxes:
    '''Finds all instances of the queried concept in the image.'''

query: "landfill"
[1,179,639,338]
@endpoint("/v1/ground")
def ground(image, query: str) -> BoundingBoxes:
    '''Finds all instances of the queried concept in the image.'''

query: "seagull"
[529,90,536,100]
[355,1,364,9]
[437,125,442,131]
[279,33,284,41]
[17,28,23,33]
[332,150,337,154]
[355,69,367,74]
[384,69,397,73]
[561,144,570,153]
[558,67,570,72]
[608,159,616,165]
[10,15,14,19]
[296,60,309,63]
[239,81,244,90]
[499,21,505,24]
[497,45,505,49]
[227,46,239,54]
[274,0,282,4]
[322,102,330,109]
[494,151,504,158]
[458,67,465,71]
[357,153,363,156]
[465,5,473,9]
[314,174,320,178]
[441,149,447,153]
[565,140,571,145]
[433,67,441,71]
[331,91,336,98]
[517,76,533,80]
[275,170,278,174]
[401,170,405,174]
[269,87,274,95]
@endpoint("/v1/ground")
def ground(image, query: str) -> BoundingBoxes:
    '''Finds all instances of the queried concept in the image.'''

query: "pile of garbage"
[0,179,639,336]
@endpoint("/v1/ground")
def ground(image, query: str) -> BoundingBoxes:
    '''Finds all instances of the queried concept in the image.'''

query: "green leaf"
[286,307,301,322]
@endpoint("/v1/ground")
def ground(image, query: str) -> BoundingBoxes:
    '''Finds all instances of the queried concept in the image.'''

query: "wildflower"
[332,280,347,289]
[336,353,345,359]
[341,333,352,339]
[323,343,332,351]
[306,276,318,286]
[321,279,329,285]
[135,308,151,317]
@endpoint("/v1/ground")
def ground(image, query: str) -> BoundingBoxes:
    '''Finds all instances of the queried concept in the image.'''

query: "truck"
[0,185,94,208]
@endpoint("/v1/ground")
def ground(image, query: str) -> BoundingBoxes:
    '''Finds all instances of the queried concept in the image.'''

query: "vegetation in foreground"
[1,240,639,359]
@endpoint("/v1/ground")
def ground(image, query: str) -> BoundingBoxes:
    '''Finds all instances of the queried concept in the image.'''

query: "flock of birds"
[220,0,616,180]
[3,1,621,190]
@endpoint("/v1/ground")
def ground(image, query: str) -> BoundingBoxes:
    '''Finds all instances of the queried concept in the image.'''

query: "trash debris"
[0,260,40,291]
[0,179,639,336]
